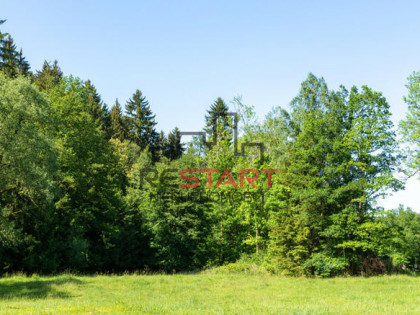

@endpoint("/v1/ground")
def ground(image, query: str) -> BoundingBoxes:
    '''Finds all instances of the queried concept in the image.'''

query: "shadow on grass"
[0,277,83,300]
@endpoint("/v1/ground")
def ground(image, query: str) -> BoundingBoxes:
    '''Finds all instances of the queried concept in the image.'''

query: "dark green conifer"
[110,99,129,141]
[158,130,168,157]
[17,49,30,75]
[125,89,159,158]
[83,80,110,132]
[166,127,183,160]
[0,35,18,78]
[205,97,231,144]
[33,60,63,92]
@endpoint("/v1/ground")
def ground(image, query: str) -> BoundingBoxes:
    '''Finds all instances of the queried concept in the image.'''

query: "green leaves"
[0,74,58,272]
[0,75,57,204]
[0,55,417,275]
[265,73,402,275]
[400,71,420,178]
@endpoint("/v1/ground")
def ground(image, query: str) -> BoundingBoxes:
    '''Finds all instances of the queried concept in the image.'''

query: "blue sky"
[2,0,420,211]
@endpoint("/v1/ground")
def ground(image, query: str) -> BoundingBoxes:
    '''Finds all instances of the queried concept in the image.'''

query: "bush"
[205,253,269,275]
[303,253,349,277]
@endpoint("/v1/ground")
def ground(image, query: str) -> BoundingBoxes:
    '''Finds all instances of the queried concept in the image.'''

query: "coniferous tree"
[205,97,232,144]
[125,89,159,159]
[158,130,168,157]
[33,60,63,92]
[166,127,183,160]
[0,19,417,276]
[16,49,30,76]
[0,35,18,78]
[83,80,110,134]
[110,99,129,141]
[0,20,29,78]
[140,154,214,271]
[0,20,10,71]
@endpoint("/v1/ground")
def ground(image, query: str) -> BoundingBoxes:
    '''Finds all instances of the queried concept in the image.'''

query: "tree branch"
[0,185,17,194]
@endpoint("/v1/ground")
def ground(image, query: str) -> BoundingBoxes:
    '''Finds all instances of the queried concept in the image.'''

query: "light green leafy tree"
[0,75,58,271]
[400,71,420,179]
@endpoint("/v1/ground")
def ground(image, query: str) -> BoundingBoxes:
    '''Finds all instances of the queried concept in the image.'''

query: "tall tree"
[33,60,63,92]
[49,76,125,271]
[0,75,58,272]
[157,130,168,158]
[138,154,214,271]
[125,89,159,159]
[16,48,30,75]
[267,74,333,275]
[166,127,184,160]
[0,35,18,78]
[205,97,232,145]
[83,79,110,135]
[267,74,401,275]
[110,99,128,141]
[0,22,30,78]
[400,71,420,179]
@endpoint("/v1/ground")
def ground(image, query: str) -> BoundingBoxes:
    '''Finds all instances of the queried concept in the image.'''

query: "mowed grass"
[0,273,419,314]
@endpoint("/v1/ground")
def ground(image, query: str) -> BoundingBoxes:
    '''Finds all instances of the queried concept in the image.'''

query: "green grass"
[0,273,419,314]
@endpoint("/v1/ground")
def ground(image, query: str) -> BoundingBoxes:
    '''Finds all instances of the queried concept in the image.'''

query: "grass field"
[0,272,419,314]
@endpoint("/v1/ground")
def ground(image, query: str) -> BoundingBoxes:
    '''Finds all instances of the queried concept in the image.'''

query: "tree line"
[0,20,419,276]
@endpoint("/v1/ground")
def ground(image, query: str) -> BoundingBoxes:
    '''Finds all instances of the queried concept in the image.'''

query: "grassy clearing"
[0,273,419,314]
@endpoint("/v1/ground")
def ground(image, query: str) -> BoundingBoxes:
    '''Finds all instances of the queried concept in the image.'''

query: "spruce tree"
[158,130,168,157]
[17,48,30,75]
[34,60,63,92]
[0,20,30,77]
[205,97,231,144]
[166,127,183,160]
[125,89,159,158]
[0,35,18,78]
[83,80,110,134]
[110,99,128,141]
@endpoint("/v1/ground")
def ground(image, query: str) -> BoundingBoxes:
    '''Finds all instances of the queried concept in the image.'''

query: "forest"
[1,19,420,277]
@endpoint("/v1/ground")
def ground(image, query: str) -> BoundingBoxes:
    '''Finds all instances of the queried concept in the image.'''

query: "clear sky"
[2,0,420,211]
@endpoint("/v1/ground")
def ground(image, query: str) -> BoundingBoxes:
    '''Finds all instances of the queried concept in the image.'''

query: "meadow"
[0,272,419,314]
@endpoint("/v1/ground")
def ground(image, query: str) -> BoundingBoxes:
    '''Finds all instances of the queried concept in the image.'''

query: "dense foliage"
[0,21,419,276]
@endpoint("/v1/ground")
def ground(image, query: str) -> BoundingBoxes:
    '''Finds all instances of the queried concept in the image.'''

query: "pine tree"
[139,155,214,271]
[166,127,183,160]
[125,89,159,158]
[110,99,128,141]
[83,80,110,134]
[205,97,232,145]
[0,19,31,78]
[34,60,63,92]
[158,130,168,157]
[17,48,30,75]
[0,35,18,78]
